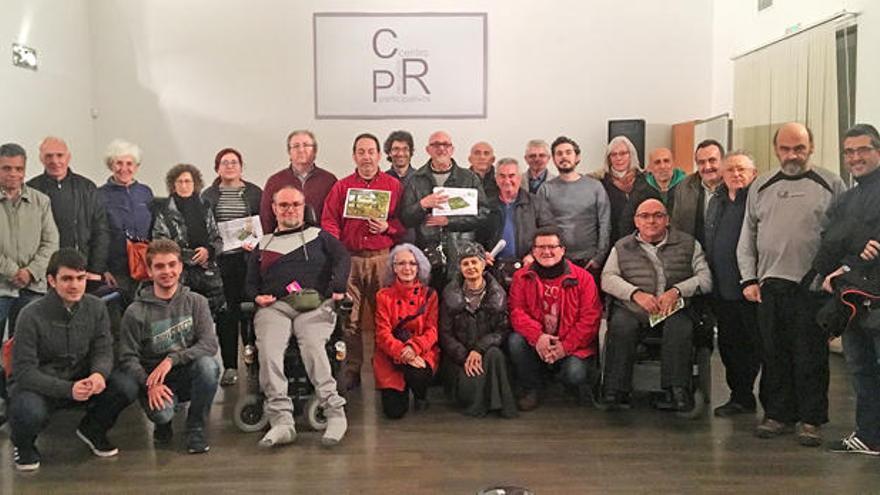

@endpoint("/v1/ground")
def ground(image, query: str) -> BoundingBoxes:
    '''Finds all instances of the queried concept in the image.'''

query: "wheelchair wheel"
[233,394,268,433]
[305,395,328,431]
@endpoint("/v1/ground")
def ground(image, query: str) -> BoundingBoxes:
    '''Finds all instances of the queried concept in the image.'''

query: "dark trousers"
[842,319,880,446]
[380,365,433,420]
[104,356,220,432]
[8,374,134,448]
[507,332,597,391]
[758,279,829,425]
[217,252,248,369]
[713,298,764,408]
[604,307,693,392]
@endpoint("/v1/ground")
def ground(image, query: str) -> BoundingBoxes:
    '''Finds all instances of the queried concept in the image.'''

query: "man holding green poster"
[322,133,405,392]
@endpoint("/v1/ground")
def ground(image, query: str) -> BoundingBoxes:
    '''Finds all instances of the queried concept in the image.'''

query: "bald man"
[738,122,846,447]
[601,199,711,412]
[620,148,688,239]
[468,141,498,202]
[28,137,109,280]
[399,131,490,289]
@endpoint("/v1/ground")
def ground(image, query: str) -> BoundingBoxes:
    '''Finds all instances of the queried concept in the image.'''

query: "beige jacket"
[0,186,59,296]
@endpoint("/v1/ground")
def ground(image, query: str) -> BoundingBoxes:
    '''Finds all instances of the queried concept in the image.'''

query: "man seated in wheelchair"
[246,186,351,448]
[601,199,712,411]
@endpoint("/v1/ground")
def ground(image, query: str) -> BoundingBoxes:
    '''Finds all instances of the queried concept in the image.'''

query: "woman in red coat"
[374,243,439,419]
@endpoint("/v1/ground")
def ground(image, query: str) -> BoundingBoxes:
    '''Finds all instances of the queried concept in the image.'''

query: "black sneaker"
[153,422,173,446]
[76,420,119,457]
[13,444,40,472]
[827,432,880,456]
[186,430,210,454]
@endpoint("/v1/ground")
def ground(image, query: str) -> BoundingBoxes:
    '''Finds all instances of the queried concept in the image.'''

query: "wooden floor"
[2,351,879,494]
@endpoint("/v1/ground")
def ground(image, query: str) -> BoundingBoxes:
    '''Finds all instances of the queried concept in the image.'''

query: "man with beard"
[738,122,846,447]
[538,136,611,282]
[384,130,416,185]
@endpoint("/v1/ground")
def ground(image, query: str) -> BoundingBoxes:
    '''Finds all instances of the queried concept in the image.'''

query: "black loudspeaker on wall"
[608,119,646,171]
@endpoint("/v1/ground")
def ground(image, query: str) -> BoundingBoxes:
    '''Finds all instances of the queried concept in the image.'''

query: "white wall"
[85,0,715,191]
[0,0,96,179]
[711,0,879,127]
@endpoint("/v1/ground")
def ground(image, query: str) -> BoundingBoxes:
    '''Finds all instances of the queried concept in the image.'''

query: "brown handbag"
[126,239,150,281]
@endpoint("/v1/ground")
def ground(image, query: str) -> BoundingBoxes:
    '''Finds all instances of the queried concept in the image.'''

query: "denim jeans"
[107,356,220,433]
[0,289,42,340]
[507,332,596,391]
[842,321,880,446]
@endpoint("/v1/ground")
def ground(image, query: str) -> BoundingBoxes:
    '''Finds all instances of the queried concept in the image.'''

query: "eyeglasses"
[526,153,548,160]
[843,146,877,158]
[429,142,453,149]
[219,159,240,167]
[393,261,419,267]
[175,178,194,184]
[289,143,315,151]
[609,150,630,158]
[533,244,562,251]
[274,201,304,210]
[635,212,668,221]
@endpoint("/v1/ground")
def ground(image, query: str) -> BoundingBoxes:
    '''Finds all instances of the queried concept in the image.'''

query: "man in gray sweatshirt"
[539,136,611,283]
[8,248,122,471]
[737,122,846,447]
[109,239,220,454]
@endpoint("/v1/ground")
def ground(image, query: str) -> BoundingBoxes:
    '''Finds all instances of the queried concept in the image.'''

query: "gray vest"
[615,228,696,296]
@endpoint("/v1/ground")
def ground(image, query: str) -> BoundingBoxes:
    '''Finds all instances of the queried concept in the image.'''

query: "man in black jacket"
[400,131,490,290]
[815,124,880,456]
[27,137,110,281]
[8,249,125,471]
[704,151,762,418]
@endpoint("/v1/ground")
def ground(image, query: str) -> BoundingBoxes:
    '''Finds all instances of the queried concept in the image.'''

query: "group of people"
[1,120,878,472]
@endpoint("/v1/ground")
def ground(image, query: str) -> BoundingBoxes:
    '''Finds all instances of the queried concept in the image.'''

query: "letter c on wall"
[372,28,398,59]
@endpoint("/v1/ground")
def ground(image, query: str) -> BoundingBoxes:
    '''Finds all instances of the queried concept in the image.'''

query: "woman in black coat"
[440,242,517,418]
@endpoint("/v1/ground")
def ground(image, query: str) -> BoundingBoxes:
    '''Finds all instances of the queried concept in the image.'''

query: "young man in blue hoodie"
[111,239,220,454]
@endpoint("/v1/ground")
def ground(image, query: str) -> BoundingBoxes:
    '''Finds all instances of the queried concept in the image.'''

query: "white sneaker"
[321,409,347,446]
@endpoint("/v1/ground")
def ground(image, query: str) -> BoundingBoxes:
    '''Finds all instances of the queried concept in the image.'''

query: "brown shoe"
[797,422,822,447]
[754,418,794,439]
[516,390,540,412]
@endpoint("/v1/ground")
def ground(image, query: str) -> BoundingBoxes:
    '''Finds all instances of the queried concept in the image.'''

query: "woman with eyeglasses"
[151,164,225,316]
[373,243,439,419]
[202,148,263,386]
[440,242,517,418]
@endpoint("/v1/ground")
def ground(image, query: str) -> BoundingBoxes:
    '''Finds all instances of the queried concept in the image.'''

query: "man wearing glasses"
[399,131,490,290]
[601,199,711,411]
[521,139,556,194]
[738,122,846,447]
[247,186,350,448]
[260,130,338,233]
[507,226,603,411]
[813,123,880,456]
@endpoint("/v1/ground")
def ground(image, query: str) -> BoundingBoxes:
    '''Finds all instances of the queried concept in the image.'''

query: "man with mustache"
[737,122,846,447]
[538,136,611,282]
[671,139,725,246]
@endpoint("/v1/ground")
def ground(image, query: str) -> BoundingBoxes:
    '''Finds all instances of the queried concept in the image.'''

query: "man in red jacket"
[321,133,404,391]
[508,226,603,411]
[260,130,337,233]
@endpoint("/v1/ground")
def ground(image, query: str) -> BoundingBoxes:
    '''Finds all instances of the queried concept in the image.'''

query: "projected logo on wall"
[314,13,487,119]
